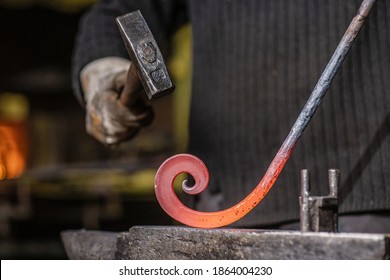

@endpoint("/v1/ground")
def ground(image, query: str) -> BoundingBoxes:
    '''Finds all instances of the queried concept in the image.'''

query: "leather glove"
[80,57,153,146]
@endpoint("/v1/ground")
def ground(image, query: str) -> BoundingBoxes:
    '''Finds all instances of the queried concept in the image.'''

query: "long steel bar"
[154,0,377,228]
[281,0,376,151]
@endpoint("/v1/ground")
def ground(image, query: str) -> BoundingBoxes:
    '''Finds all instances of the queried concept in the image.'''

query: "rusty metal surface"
[61,226,389,260]
[300,169,339,232]
[117,226,389,260]
[61,230,118,260]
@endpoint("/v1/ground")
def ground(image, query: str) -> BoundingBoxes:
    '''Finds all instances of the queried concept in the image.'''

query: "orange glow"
[154,150,292,228]
[0,121,28,180]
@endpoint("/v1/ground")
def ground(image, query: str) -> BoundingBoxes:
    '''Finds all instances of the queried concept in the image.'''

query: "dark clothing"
[73,0,390,227]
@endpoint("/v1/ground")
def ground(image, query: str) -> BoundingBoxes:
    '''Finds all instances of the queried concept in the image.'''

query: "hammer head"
[116,10,175,100]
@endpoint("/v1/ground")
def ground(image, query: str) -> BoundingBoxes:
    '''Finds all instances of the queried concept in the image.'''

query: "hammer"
[116,10,175,110]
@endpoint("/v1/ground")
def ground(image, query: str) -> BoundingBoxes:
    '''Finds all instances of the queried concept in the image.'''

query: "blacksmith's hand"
[80,57,153,146]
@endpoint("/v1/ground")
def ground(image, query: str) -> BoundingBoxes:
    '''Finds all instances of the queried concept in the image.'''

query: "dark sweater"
[73,0,390,227]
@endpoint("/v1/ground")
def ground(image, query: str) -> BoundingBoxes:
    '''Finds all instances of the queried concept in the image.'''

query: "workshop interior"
[1,0,389,260]
[0,0,191,259]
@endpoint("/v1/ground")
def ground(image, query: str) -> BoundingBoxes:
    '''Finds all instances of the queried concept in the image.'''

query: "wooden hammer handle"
[119,63,143,108]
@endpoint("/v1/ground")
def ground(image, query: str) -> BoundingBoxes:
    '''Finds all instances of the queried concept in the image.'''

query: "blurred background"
[0,0,191,259]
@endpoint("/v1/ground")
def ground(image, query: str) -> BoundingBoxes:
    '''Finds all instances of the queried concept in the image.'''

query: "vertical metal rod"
[328,169,340,232]
[300,169,311,232]
[280,0,377,153]
[328,169,340,197]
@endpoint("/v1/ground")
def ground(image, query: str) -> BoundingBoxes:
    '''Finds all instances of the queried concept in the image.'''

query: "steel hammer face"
[116,10,175,100]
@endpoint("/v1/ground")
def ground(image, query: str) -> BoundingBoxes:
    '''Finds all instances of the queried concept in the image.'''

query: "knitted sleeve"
[71,0,188,105]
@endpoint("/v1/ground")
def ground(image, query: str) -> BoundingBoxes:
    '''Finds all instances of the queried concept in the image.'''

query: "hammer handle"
[119,63,143,109]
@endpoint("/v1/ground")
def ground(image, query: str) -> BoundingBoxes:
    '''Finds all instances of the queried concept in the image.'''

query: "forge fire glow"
[154,0,376,228]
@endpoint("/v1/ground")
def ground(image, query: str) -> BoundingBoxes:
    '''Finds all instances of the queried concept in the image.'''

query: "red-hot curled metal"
[155,149,292,228]
[154,0,376,228]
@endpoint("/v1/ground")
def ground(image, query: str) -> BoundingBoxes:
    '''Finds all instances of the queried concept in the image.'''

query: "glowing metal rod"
[154,0,377,228]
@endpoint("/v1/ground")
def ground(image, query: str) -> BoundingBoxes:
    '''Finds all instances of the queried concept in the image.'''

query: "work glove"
[80,57,153,146]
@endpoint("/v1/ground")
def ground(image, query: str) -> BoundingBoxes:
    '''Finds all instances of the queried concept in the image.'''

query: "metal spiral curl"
[154,0,376,228]
[154,153,290,228]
